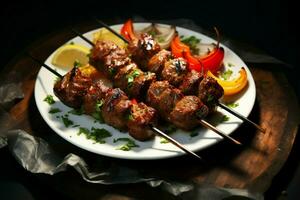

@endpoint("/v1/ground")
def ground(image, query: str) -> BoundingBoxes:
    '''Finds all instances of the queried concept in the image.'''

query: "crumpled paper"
[0,18,283,199]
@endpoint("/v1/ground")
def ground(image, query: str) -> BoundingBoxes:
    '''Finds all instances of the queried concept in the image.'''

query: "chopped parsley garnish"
[108,67,117,76]
[73,60,82,68]
[206,94,214,103]
[72,125,80,128]
[127,113,134,121]
[49,108,61,114]
[220,69,233,80]
[181,35,201,55]
[163,124,177,134]
[226,102,239,108]
[77,127,111,144]
[61,116,73,127]
[69,106,84,115]
[44,95,55,105]
[114,138,139,151]
[127,70,140,88]
[228,63,235,67]
[160,137,170,144]
[219,115,230,123]
[91,99,104,123]
[190,132,199,137]
[69,41,74,45]
[157,36,165,43]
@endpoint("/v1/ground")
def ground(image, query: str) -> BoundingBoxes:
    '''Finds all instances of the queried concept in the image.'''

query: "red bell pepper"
[120,19,137,41]
[170,35,224,73]
[131,98,138,104]
[199,47,224,74]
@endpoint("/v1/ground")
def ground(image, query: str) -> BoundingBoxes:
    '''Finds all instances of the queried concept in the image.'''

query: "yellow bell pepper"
[207,67,248,96]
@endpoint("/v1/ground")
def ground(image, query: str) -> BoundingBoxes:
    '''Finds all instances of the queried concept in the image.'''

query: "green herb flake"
[114,138,139,151]
[157,36,165,43]
[88,127,112,143]
[220,69,233,80]
[160,137,170,144]
[69,106,84,115]
[127,70,140,88]
[226,102,239,108]
[61,116,73,127]
[54,76,61,84]
[220,115,230,123]
[190,132,199,137]
[228,63,235,67]
[207,94,214,103]
[44,95,55,105]
[77,127,90,136]
[73,60,82,68]
[49,108,61,114]
[181,35,201,55]
[69,41,74,45]
[163,124,177,134]
[72,125,80,128]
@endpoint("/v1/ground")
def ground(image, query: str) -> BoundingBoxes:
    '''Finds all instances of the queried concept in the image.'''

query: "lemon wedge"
[51,44,90,69]
[93,28,126,48]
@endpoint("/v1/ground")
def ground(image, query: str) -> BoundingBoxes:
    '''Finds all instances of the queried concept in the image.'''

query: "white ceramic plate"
[34,23,256,160]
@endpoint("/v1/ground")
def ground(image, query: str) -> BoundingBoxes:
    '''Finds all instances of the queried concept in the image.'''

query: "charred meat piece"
[90,41,130,77]
[114,63,156,99]
[161,58,188,86]
[198,76,224,110]
[179,70,204,95]
[102,88,132,130]
[83,80,110,114]
[54,67,92,108]
[128,72,156,100]
[158,88,184,120]
[170,96,209,130]
[146,81,170,108]
[127,102,158,141]
[114,63,140,91]
[147,49,172,74]
[128,33,161,70]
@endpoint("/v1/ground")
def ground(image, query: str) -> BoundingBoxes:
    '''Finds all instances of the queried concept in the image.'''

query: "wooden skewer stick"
[28,54,204,161]
[218,102,265,133]
[71,28,242,146]
[94,19,265,134]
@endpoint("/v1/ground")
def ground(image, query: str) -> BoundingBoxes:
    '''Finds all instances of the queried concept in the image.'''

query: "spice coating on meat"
[158,88,183,120]
[179,70,203,95]
[127,33,161,70]
[102,88,132,130]
[90,41,130,77]
[54,67,92,108]
[161,58,188,86]
[147,49,172,74]
[170,96,209,130]
[146,81,170,108]
[114,63,156,99]
[83,80,110,114]
[127,102,158,141]
[198,76,224,110]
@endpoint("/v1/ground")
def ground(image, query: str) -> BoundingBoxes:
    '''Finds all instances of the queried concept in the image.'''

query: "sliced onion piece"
[138,24,176,49]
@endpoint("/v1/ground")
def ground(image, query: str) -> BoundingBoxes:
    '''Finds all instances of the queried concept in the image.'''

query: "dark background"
[0,0,299,199]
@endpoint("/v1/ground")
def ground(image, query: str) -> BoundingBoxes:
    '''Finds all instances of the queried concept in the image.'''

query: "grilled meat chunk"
[146,81,170,108]
[158,88,183,120]
[83,79,110,114]
[128,33,161,70]
[54,67,92,108]
[90,40,130,77]
[179,70,203,95]
[102,88,132,130]
[147,49,172,74]
[127,102,158,141]
[161,58,188,86]
[170,96,209,130]
[198,76,224,110]
[114,63,156,99]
